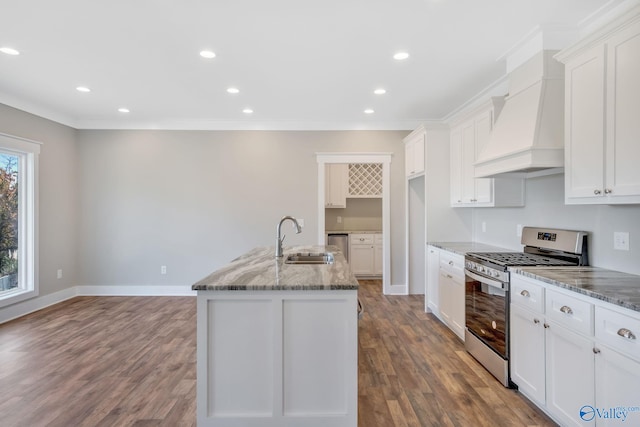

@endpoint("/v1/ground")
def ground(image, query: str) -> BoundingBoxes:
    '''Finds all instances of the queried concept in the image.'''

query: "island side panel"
[197,289,358,427]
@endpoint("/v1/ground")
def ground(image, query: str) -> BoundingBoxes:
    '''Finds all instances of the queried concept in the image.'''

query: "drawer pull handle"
[560,305,573,315]
[446,274,453,279]
[448,261,454,266]
[520,290,530,298]
[617,328,636,340]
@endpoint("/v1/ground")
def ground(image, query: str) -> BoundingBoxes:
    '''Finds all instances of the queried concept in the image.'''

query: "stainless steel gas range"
[464,227,588,387]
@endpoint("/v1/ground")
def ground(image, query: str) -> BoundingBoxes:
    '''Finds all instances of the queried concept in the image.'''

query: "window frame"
[0,132,40,307]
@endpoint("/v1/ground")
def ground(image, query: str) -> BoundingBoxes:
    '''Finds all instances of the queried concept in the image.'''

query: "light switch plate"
[614,232,630,251]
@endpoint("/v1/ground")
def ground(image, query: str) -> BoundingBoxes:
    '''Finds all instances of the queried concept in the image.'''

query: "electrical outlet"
[481,222,486,233]
[517,224,523,237]
[57,269,62,279]
[161,265,167,275]
[337,216,342,224]
[614,232,630,251]
[297,218,305,227]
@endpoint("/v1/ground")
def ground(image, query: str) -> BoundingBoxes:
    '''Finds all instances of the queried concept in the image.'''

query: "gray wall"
[0,104,79,296]
[325,198,383,232]
[472,173,640,275]
[76,130,409,288]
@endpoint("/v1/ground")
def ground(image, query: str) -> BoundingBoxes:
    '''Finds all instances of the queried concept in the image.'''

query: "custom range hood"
[475,51,565,178]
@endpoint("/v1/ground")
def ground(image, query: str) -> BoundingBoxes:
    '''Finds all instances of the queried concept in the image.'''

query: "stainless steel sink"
[285,252,334,264]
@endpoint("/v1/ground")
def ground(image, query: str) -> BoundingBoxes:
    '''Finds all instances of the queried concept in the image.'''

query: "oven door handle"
[465,269,505,290]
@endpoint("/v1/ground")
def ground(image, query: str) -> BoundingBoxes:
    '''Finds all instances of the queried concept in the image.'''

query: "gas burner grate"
[467,252,577,267]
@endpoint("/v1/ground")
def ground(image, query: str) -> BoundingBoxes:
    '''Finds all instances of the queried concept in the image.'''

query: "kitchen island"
[192,245,359,427]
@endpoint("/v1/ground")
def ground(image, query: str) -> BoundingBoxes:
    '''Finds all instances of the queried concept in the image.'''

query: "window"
[0,133,39,307]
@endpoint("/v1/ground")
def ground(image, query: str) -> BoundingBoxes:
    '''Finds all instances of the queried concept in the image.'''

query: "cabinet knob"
[448,261,454,266]
[594,189,602,195]
[520,290,530,298]
[604,188,613,194]
[560,305,574,315]
[446,274,453,279]
[533,318,540,324]
[544,323,549,329]
[593,348,601,354]
[617,328,637,340]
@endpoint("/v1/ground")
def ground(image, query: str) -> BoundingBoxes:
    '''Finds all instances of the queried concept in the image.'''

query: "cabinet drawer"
[439,250,464,274]
[511,276,544,313]
[596,306,640,361]
[545,289,593,336]
[350,234,373,245]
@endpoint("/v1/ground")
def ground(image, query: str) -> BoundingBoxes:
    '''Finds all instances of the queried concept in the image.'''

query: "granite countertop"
[512,266,640,313]
[192,245,359,291]
[428,241,514,256]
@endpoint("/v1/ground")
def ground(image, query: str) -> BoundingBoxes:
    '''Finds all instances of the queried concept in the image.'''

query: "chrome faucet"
[276,215,302,257]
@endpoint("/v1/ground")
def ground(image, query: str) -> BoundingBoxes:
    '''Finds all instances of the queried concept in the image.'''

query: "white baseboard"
[76,285,196,296]
[386,283,409,295]
[0,285,196,324]
[0,286,78,324]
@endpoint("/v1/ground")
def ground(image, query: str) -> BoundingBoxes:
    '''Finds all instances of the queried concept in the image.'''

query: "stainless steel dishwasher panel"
[327,233,349,262]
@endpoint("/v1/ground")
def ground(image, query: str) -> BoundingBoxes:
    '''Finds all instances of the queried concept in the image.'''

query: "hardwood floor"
[0,282,557,426]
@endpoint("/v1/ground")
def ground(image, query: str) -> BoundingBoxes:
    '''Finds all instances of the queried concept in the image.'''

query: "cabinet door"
[438,269,453,326]
[545,322,595,427]
[450,129,463,205]
[461,120,476,203]
[565,45,606,202]
[325,164,348,208]
[605,21,640,200]
[474,110,494,204]
[350,245,374,275]
[373,234,383,276]
[426,246,440,315]
[405,141,415,177]
[450,272,465,340]
[595,345,640,426]
[510,305,546,405]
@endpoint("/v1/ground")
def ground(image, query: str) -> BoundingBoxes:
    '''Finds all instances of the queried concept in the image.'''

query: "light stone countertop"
[192,245,359,291]
[511,266,640,313]
[428,241,514,256]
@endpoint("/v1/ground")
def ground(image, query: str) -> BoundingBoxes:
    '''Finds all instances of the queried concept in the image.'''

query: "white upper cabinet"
[450,98,524,207]
[325,163,348,208]
[559,10,640,204]
[404,126,425,178]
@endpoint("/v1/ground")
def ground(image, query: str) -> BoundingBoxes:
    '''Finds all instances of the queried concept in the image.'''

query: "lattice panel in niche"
[348,163,383,197]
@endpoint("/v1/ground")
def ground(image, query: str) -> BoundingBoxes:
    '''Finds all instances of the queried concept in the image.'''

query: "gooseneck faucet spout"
[276,216,302,257]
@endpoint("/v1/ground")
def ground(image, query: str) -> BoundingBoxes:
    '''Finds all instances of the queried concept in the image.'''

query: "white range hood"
[475,51,565,178]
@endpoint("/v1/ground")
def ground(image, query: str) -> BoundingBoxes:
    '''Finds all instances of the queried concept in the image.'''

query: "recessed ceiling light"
[118,108,130,113]
[227,87,240,94]
[76,86,91,93]
[242,108,253,114]
[393,52,409,60]
[364,109,375,114]
[0,47,20,56]
[374,88,386,95]
[200,50,216,59]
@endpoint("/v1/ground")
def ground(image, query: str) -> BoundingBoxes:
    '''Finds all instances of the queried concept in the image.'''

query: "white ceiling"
[0,0,618,130]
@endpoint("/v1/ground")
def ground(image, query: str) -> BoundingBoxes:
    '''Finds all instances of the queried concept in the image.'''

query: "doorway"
[316,153,395,295]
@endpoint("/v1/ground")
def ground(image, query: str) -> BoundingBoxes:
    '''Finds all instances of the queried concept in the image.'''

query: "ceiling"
[0,0,618,130]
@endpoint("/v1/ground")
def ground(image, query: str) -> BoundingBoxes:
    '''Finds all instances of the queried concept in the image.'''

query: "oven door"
[465,269,508,359]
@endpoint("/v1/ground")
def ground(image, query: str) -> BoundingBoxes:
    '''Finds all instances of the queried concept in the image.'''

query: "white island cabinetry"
[193,246,358,427]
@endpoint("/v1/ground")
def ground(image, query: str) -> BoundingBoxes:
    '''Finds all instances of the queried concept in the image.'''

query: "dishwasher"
[327,233,349,262]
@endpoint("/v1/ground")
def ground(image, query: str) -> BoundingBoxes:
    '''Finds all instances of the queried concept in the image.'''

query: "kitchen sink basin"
[285,252,334,265]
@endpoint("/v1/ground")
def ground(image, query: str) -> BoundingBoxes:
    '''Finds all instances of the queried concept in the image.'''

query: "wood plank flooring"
[0,281,557,426]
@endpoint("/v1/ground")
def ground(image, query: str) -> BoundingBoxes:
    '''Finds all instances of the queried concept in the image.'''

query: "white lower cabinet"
[438,250,465,340]
[349,233,382,276]
[426,245,440,315]
[511,274,640,426]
